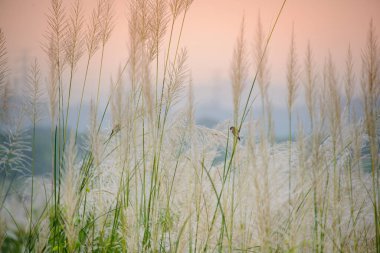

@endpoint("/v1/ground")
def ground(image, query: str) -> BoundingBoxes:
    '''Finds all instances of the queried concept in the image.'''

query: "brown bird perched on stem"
[110,124,121,137]
[230,126,240,141]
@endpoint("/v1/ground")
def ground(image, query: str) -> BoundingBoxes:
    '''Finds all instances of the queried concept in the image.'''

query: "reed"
[0,29,9,123]
[361,19,380,252]
[286,27,299,248]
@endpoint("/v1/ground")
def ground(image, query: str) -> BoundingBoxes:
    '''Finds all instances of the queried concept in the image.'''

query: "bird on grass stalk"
[230,126,241,141]
[110,123,120,137]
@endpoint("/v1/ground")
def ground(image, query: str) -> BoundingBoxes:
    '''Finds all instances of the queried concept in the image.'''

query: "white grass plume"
[25,59,45,124]
[64,0,84,70]
[286,27,299,112]
[0,29,10,123]
[344,44,355,116]
[166,48,188,106]
[231,17,249,126]
[0,114,31,177]
[62,132,80,251]
[253,13,270,116]
[303,41,317,130]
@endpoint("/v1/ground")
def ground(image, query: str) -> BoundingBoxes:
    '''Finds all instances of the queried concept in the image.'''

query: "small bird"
[230,126,240,141]
[110,123,121,137]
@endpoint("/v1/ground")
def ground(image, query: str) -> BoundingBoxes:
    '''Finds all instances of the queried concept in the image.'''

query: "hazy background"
[1,0,380,136]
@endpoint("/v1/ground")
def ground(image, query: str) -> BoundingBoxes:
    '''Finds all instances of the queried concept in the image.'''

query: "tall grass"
[361,19,380,252]
[0,0,379,252]
[286,27,299,250]
[0,29,9,123]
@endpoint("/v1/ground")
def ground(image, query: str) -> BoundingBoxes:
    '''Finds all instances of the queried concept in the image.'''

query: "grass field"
[0,0,379,252]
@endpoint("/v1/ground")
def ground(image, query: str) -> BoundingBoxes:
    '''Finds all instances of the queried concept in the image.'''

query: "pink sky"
[1,0,379,109]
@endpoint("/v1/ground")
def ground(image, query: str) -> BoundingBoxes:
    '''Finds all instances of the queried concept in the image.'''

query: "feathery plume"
[62,132,79,251]
[44,0,66,74]
[25,59,44,124]
[286,27,299,112]
[325,53,341,143]
[169,0,189,20]
[148,0,169,60]
[231,17,248,125]
[254,13,270,116]
[95,0,114,114]
[0,114,31,177]
[0,29,10,123]
[44,0,66,125]
[167,48,188,105]
[64,0,84,70]
[344,44,355,115]
[98,0,114,46]
[304,41,317,129]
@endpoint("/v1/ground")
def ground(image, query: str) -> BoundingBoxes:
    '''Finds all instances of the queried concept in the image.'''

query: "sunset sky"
[1,0,379,133]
